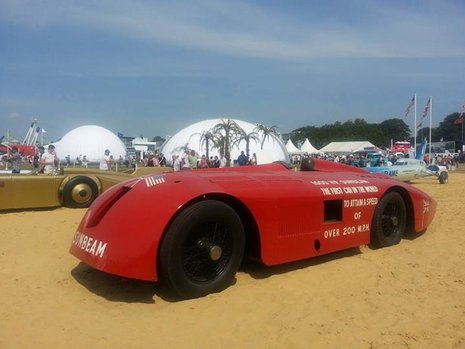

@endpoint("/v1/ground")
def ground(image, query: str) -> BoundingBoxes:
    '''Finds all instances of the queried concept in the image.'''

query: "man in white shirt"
[99,149,113,170]
[40,145,59,174]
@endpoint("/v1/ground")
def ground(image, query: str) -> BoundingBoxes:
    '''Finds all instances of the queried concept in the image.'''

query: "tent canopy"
[285,139,305,154]
[319,141,376,154]
[300,138,319,153]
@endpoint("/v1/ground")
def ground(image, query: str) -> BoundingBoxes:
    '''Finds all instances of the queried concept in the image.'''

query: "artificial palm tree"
[254,124,280,150]
[211,119,243,166]
[233,129,260,161]
[197,130,215,160]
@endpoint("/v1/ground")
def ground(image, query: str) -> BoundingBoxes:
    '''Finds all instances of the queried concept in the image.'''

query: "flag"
[422,97,431,118]
[459,101,465,119]
[416,122,423,130]
[454,117,463,125]
[404,96,415,117]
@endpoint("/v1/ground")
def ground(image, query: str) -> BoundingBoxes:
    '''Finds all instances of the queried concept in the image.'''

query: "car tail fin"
[85,186,131,228]
[415,139,427,160]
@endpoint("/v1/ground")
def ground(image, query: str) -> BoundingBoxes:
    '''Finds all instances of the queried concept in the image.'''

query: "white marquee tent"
[319,141,376,154]
[300,138,319,154]
[285,139,305,154]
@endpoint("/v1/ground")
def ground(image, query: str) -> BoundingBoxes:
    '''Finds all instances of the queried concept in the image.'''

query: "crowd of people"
[168,149,258,171]
[292,150,462,170]
[1,144,59,174]
[2,143,463,175]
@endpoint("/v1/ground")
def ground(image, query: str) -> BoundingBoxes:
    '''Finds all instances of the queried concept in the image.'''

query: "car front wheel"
[159,200,245,299]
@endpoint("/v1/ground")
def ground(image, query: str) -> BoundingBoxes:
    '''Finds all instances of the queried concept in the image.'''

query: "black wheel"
[63,176,99,208]
[439,171,448,184]
[370,192,406,248]
[159,200,245,299]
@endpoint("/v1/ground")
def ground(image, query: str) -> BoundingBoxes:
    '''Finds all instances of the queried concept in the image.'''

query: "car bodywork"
[70,159,437,298]
[0,167,172,210]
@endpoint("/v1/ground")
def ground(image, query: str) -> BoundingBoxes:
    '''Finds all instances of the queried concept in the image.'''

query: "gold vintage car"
[0,166,172,210]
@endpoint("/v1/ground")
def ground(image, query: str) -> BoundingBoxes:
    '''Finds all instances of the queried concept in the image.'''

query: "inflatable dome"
[53,125,126,162]
[161,119,289,165]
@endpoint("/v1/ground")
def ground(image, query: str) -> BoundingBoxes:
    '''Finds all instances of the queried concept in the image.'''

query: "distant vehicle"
[0,167,172,210]
[391,141,411,155]
[352,148,385,167]
[366,141,448,184]
[0,143,36,157]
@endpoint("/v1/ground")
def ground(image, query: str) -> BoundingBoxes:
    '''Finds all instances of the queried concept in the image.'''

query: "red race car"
[70,159,436,299]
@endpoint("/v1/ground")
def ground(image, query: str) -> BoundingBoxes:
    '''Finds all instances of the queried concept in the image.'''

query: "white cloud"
[1,0,464,59]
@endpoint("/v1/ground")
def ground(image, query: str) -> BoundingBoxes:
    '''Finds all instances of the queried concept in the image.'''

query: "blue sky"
[1,0,465,142]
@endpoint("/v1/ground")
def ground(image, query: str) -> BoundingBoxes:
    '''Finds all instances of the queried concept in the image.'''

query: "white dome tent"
[161,119,289,165]
[52,125,127,163]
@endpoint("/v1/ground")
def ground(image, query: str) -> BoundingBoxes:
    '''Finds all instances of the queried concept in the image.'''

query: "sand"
[1,173,465,349]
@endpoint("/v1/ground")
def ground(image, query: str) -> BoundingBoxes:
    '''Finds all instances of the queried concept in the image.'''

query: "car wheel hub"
[209,245,222,261]
[71,184,92,204]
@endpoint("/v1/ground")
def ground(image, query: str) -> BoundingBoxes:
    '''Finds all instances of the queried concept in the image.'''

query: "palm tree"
[233,129,260,161]
[211,119,243,166]
[254,124,280,149]
[197,130,215,160]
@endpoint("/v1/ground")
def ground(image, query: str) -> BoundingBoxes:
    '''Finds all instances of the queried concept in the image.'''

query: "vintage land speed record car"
[70,159,436,299]
[0,167,171,210]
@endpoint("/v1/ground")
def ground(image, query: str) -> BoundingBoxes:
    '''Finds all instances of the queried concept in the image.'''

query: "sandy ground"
[1,173,465,349]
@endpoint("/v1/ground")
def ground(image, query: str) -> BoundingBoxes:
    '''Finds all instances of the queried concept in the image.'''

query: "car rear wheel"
[63,176,99,208]
[370,192,406,248]
[159,200,245,299]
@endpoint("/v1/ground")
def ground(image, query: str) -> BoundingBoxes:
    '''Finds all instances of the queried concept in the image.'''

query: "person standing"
[237,151,248,166]
[40,144,59,174]
[33,146,45,171]
[199,155,209,169]
[188,150,198,169]
[99,149,113,170]
[181,150,191,170]
[219,155,227,168]
[7,146,22,174]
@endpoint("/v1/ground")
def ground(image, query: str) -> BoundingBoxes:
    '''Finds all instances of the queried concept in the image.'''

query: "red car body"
[70,159,436,298]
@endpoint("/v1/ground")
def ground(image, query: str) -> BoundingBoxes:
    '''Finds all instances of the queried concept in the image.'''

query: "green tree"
[379,118,411,145]
[433,112,463,142]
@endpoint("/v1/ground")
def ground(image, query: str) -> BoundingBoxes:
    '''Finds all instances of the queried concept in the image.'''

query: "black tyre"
[439,171,448,184]
[63,176,99,208]
[159,200,245,299]
[370,192,406,248]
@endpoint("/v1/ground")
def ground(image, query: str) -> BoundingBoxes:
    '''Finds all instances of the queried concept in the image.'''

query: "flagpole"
[429,96,432,164]
[414,94,417,155]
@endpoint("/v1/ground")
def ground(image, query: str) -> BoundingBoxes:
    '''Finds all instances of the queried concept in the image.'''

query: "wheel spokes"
[182,222,233,282]
[381,203,401,237]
